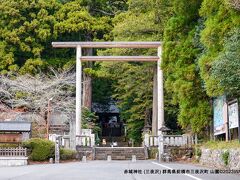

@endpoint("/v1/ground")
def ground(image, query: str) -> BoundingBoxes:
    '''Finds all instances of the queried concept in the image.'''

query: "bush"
[148,147,158,159]
[60,148,77,160]
[221,151,229,166]
[22,138,55,161]
[194,147,202,157]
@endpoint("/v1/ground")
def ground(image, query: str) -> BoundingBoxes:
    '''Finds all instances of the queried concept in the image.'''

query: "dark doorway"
[96,112,122,137]
[92,102,124,139]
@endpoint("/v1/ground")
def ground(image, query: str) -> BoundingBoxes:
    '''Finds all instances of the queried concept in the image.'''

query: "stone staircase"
[94,147,147,160]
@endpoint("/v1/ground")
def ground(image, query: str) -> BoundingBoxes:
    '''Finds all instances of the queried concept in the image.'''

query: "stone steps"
[94,147,147,160]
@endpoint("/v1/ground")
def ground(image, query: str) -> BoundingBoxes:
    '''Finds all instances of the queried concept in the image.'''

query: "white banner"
[228,102,239,129]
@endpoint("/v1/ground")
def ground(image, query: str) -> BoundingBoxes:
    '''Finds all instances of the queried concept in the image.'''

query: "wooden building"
[0,121,31,144]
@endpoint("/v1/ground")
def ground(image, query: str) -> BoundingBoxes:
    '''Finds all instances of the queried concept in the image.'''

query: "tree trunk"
[82,48,93,109]
[152,67,158,136]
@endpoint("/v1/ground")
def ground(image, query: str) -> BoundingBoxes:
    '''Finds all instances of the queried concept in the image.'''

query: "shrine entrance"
[52,42,164,159]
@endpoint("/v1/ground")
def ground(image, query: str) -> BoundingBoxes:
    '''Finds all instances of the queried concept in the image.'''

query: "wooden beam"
[52,41,161,48]
[80,56,159,61]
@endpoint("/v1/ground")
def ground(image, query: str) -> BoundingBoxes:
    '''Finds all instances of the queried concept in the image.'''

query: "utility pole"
[46,97,53,139]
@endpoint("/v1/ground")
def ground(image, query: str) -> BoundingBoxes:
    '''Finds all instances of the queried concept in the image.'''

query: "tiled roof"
[92,102,119,113]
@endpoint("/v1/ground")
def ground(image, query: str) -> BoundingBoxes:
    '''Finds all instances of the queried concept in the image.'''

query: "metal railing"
[0,147,27,157]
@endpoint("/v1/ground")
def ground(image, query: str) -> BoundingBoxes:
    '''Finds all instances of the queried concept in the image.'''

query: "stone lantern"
[158,125,170,135]
[158,125,170,162]
[142,123,152,134]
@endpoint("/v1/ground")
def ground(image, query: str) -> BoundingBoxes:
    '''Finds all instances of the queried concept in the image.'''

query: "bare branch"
[0,69,76,121]
[228,0,240,10]
[92,8,115,16]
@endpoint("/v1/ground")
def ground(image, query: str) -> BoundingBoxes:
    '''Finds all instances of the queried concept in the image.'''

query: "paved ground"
[0,160,239,180]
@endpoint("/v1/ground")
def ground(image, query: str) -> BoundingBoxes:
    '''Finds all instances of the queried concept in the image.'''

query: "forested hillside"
[0,0,239,143]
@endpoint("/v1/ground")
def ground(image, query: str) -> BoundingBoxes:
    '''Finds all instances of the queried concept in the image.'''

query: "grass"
[201,140,240,149]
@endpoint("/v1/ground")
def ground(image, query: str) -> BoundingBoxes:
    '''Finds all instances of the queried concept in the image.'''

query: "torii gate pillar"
[157,46,164,135]
[76,45,82,136]
[52,41,164,148]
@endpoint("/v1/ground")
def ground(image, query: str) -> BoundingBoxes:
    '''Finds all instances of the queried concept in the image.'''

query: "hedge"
[22,138,55,161]
[60,148,77,160]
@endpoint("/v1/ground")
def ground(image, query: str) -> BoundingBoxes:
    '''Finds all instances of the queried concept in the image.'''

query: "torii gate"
[52,41,164,143]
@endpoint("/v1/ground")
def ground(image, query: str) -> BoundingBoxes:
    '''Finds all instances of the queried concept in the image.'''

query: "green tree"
[198,0,240,96]
[53,0,125,108]
[211,28,240,96]
[162,0,211,133]
[0,0,121,74]
[97,62,154,143]
[82,106,101,134]
[93,0,175,143]
[54,0,112,41]
[0,0,60,74]
[112,0,171,41]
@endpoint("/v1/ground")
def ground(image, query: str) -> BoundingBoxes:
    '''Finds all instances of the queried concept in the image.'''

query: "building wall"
[0,133,30,143]
[0,134,22,143]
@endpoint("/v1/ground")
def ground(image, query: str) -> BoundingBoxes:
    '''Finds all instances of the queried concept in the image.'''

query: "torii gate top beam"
[80,56,159,61]
[52,41,161,48]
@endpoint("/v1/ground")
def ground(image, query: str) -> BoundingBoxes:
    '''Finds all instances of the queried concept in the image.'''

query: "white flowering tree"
[0,69,76,137]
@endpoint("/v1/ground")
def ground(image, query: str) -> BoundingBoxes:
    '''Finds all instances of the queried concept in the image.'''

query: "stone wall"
[0,157,28,166]
[94,147,147,160]
[76,146,93,160]
[199,148,240,169]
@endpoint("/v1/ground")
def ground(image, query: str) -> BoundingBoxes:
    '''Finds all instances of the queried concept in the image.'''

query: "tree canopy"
[0,0,118,74]
[162,0,212,134]
[0,0,239,143]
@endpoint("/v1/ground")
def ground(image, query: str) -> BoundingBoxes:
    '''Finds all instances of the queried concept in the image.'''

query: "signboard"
[228,102,239,129]
[213,96,226,135]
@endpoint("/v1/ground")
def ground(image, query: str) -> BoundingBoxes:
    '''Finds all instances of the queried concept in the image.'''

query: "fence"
[0,147,27,157]
[144,134,195,147]
[76,135,95,147]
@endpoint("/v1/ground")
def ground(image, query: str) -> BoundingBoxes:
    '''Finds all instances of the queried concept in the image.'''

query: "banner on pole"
[213,96,226,135]
[228,101,239,129]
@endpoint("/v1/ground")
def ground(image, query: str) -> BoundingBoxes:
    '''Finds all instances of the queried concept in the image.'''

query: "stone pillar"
[152,67,158,136]
[55,139,60,164]
[70,117,76,150]
[157,46,164,134]
[76,46,82,137]
[157,46,164,162]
